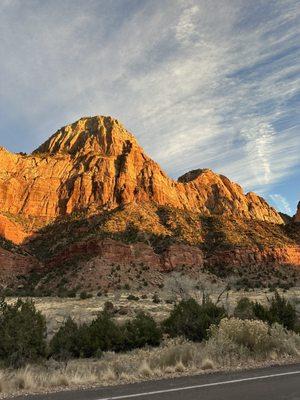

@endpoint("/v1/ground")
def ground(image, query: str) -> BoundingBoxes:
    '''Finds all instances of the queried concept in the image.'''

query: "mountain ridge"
[0,115,283,225]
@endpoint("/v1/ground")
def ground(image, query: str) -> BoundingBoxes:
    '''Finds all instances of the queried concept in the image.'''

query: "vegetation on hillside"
[27,203,297,262]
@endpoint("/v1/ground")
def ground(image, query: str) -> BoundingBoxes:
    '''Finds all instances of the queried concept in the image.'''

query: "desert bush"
[234,297,255,319]
[49,318,81,360]
[152,294,161,303]
[127,294,139,301]
[252,301,271,322]
[122,312,162,350]
[103,301,115,314]
[149,339,196,370]
[79,291,93,300]
[75,323,104,358]
[206,317,300,365]
[51,311,121,359]
[88,311,123,353]
[268,323,300,355]
[268,291,296,330]
[0,299,46,367]
[234,292,297,331]
[163,297,226,342]
[211,318,271,353]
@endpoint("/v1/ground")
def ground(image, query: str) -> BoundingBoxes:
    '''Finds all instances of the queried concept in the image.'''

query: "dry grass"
[0,319,299,397]
[201,358,215,370]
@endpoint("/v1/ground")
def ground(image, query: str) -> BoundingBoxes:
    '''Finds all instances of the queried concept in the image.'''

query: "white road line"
[97,370,300,400]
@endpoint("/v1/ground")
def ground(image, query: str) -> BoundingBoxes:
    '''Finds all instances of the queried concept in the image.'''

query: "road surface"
[14,363,300,400]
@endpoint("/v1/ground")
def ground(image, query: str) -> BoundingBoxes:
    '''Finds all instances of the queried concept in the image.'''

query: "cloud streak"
[0,0,299,214]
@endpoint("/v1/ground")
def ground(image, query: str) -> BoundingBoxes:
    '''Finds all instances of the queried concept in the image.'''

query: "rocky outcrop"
[0,215,31,244]
[0,246,40,286]
[294,202,300,223]
[46,237,204,272]
[45,234,300,274]
[205,245,300,271]
[0,116,283,231]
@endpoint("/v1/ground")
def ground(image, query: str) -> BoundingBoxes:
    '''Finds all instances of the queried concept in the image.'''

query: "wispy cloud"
[0,0,299,213]
[269,194,292,215]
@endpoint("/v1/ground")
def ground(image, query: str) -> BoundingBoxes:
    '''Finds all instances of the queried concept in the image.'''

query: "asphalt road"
[14,363,300,400]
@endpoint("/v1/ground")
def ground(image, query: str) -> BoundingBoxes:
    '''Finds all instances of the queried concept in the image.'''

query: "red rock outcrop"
[0,246,40,285]
[0,215,30,245]
[205,245,300,271]
[0,116,283,231]
[46,238,204,273]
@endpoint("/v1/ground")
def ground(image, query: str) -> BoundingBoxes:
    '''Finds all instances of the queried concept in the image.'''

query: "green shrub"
[268,291,296,330]
[79,291,93,299]
[75,323,98,358]
[0,299,46,367]
[49,317,80,360]
[163,297,226,342]
[127,294,139,301]
[88,311,123,353]
[234,297,255,320]
[103,301,115,314]
[67,289,77,298]
[122,312,162,350]
[152,294,161,303]
[234,292,297,331]
[252,301,271,322]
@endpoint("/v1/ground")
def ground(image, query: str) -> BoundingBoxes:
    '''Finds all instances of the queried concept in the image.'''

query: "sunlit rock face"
[0,115,283,224]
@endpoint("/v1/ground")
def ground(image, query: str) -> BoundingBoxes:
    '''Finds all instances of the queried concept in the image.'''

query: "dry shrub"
[149,339,195,370]
[205,318,300,365]
[102,367,117,382]
[138,360,152,377]
[201,358,214,370]
[213,318,271,353]
[174,360,185,372]
[269,323,300,356]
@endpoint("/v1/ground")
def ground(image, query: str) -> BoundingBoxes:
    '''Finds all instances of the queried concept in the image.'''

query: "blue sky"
[0,0,299,216]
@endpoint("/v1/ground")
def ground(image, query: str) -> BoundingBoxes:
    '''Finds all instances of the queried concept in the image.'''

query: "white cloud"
[269,194,292,215]
[175,4,200,45]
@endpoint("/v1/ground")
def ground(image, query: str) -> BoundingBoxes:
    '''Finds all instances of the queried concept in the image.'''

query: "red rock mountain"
[0,116,283,224]
[0,116,299,294]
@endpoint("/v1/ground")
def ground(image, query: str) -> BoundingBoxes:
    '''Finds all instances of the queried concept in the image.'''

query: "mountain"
[0,116,299,295]
[1,116,282,224]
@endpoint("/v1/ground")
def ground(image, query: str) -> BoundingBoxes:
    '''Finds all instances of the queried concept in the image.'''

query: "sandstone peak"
[0,116,284,225]
[177,169,212,183]
[33,115,137,157]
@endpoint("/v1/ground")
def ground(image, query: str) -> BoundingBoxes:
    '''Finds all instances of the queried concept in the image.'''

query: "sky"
[0,0,299,216]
